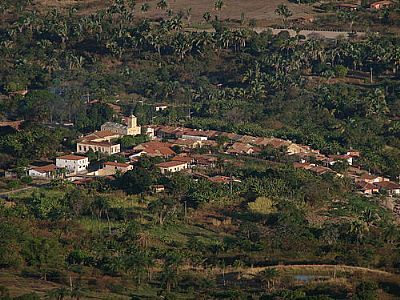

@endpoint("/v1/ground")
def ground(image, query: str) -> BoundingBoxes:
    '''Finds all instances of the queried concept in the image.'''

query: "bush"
[248,197,276,215]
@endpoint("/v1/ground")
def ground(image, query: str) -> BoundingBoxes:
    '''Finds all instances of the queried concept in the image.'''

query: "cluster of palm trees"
[4,0,400,79]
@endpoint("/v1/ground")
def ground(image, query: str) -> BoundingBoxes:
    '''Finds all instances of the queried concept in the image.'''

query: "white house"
[156,161,188,174]
[181,134,208,141]
[155,104,168,112]
[28,164,58,179]
[56,155,89,174]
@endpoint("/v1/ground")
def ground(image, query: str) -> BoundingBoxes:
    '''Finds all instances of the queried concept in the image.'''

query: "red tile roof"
[57,155,88,161]
[374,181,400,190]
[172,156,194,163]
[156,161,188,168]
[356,181,378,191]
[104,161,131,168]
[209,176,231,184]
[84,130,119,141]
[31,164,57,173]
[0,120,23,131]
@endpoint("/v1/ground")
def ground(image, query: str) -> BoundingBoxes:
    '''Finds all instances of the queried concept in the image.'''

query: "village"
[3,102,398,204]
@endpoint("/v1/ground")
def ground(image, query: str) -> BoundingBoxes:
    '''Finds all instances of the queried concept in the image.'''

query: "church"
[101,114,141,136]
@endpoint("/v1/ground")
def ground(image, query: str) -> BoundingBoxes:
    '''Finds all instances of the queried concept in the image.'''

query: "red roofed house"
[338,3,359,11]
[172,155,195,167]
[132,141,175,158]
[374,181,400,195]
[77,130,121,155]
[103,161,133,174]
[156,161,188,174]
[192,155,218,168]
[370,1,393,10]
[293,162,314,170]
[172,139,202,149]
[28,164,59,179]
[227,142,261,155]
[357,173,387,184]
[56,155,89,174]
[310,165,335,176]
[208,176,232,184]
[0,120,23,131]
[327,154,353,166]
[356,181,379,195]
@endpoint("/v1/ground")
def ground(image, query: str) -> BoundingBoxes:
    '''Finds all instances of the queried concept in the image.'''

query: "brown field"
[33,0,316,24]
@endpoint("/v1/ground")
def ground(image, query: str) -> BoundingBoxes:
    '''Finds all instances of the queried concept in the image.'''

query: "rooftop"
[104,161,131,168]
[156,161,188,168]
[57,155,88,161]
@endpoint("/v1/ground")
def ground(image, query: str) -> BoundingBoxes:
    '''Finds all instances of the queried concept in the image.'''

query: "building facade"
[56,155,89,174]
[101,115,141,136]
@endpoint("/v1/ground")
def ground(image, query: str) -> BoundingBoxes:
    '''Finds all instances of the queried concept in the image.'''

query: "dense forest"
[1,0,400,299]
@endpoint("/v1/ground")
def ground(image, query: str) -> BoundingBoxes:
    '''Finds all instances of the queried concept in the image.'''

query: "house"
[346,150,360,158]
[327,154,353,166]
[155,104,168,112]
[56,155,89,174]
[172,139,202,149]
[370,1,393,10]
[101,114,141,136]
[293,15,315,24]
[374,181,400,195]
[357,173,387,184]
[28,164,59,179]
[0,120,23,132]
[77,130,121,155]
[151,185,165,193]
[227,142,260,155]
[220,132,243,142]
[287,143,313,155]
[156,161,188,174]
[103,161,133,173]
[262,138,291,150]
[293,162,314,170]
[356,181,379,195]
[142,126,155,139]
[82,130,121,142]
[338,3,359,11]
[132,141,175,158]
[155,126,183,139]
[192,155,218,168]
[239,135,258,144]
[208,176,232,184]
[171,155,195,167]
[310,165,334,176]
[202,140,218,148]
[77,140,121,155]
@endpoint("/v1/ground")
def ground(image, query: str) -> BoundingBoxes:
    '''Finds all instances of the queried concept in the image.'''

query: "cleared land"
[33,0,316,23]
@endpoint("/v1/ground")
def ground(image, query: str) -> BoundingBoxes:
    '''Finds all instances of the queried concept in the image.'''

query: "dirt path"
[245,264,398,278]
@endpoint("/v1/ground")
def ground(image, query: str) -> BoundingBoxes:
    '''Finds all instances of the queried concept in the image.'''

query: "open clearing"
[33,0,316,23]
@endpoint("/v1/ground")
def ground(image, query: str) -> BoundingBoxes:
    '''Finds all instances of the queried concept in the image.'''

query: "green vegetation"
[1,0,400,298]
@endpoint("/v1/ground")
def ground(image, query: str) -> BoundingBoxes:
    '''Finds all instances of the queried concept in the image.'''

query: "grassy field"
[33,0,316,23]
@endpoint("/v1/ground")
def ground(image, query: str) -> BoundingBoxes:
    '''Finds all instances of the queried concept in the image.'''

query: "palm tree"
[46,287,70,300]
[203,11,211,23]
[141,3,150,13]
[275,4,292,26]
[338,10,357,32]
[260,268,279,290]
[384,223,399,244]
[349,219,369,245]
[214,0,224,20]
[157,0,168,10]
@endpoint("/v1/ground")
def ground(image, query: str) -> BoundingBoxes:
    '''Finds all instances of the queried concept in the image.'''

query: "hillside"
[1,0,400,299]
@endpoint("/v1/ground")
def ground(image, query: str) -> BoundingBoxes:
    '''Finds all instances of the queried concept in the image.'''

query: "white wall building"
[56,155,89,174]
